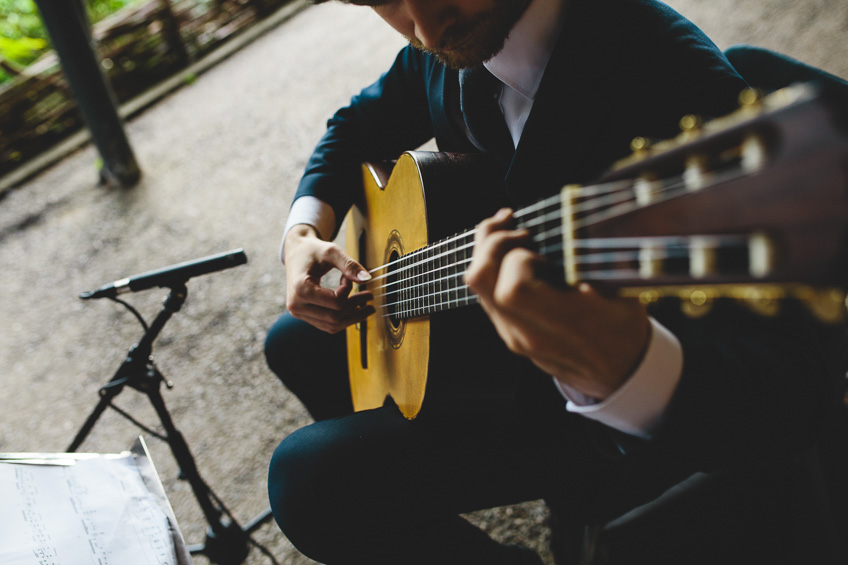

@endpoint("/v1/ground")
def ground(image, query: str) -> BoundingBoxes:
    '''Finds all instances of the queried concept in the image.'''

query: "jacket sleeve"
[292,45,438,236]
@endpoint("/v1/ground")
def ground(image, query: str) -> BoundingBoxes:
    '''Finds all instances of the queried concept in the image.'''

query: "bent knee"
[267,426,347,555]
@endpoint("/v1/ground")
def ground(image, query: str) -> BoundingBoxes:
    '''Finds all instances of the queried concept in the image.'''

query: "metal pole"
[34,0,141,187]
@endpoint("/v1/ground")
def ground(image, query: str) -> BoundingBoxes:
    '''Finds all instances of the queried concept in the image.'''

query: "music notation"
[0,440,189,565]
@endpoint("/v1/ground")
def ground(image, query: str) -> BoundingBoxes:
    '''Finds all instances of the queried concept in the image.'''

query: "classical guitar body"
[345,152,510,419]
[344,153,431,419]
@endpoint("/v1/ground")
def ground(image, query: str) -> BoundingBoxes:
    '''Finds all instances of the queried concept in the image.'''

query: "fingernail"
[357,270,372,281]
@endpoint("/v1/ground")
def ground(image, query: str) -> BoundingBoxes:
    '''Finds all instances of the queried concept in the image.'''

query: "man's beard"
[406,0,530,69]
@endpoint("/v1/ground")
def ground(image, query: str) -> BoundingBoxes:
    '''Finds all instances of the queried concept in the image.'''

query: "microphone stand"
[67,283,275,565]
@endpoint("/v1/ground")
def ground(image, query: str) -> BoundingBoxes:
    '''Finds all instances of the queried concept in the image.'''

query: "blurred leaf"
[0,0,139,84]
[0,35,47,64]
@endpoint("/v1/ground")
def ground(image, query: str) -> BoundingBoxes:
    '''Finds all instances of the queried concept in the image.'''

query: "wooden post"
[34,0,141,187]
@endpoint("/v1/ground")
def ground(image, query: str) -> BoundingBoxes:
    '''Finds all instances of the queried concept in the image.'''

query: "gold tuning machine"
[621,284,848,325]
[630,136,652,154]
[738,87,764,108]
[679,114,703,133]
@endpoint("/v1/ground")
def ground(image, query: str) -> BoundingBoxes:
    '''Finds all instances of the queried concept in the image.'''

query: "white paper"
[0,452,183,565]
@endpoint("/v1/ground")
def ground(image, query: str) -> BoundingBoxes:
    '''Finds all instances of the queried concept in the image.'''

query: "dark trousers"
[264,313,830,565]
[264,313,618,564]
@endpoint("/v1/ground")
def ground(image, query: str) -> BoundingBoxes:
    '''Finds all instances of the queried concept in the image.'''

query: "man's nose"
[404,0,458,49]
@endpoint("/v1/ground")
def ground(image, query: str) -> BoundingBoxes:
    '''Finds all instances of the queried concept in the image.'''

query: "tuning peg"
[738,88,765,108]
[680,288,715,318]
[679,114,702,133]
[630,136,652,153]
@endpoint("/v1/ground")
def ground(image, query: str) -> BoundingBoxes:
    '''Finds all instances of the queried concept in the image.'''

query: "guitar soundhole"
[384,231,406,349]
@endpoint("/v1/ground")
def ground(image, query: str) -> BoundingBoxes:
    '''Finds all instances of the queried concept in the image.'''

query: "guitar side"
[345,153,431,419]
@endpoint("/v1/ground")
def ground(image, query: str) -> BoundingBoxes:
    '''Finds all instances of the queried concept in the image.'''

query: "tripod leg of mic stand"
[67,389,115,452]
[146,382,251,565]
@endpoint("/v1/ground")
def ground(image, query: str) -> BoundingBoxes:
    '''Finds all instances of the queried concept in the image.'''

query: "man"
[266,1,832,563]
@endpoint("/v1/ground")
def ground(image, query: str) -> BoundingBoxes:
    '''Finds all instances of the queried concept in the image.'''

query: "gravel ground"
[1,1,846,564]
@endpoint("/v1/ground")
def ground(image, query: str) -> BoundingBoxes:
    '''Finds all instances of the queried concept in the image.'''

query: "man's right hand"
[284,224,374,333]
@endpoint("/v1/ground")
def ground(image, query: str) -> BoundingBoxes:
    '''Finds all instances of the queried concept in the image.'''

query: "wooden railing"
[0,0,294,181]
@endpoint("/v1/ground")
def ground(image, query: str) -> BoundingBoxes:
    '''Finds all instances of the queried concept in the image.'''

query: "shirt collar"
[484,0,568,100]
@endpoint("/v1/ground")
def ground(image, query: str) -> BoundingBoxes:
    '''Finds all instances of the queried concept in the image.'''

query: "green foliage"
[87,0,140,23]
[0,0,47,73]
[0,0,139,83]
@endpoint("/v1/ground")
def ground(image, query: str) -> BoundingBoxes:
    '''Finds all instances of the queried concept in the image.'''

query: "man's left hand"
[465,208,652,400]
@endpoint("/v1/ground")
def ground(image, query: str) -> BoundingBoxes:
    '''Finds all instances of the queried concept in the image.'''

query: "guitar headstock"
[558,83,848,322]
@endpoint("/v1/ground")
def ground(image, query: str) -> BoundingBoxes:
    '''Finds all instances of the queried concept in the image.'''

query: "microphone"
[80,249,248,299]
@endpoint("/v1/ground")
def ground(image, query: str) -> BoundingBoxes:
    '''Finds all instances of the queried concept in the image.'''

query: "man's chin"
[408,39,500,70]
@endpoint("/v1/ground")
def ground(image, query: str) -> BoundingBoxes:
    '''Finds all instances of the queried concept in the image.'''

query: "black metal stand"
[68,284,275,565]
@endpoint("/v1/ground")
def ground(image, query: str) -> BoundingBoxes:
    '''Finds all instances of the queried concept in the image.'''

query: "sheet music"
[0,448,187,565]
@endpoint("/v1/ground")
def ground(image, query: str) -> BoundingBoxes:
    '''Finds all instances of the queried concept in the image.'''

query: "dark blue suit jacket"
[290,0,833,475]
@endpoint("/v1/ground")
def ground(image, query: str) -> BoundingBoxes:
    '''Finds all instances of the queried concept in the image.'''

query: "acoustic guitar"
[344,83,848,420]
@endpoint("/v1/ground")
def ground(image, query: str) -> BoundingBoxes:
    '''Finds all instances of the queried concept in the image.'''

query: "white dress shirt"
[282,0,684,439]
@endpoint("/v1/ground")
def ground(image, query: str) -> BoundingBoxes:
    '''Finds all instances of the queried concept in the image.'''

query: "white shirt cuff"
[280,196,336,264]
[554,317,683,439]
